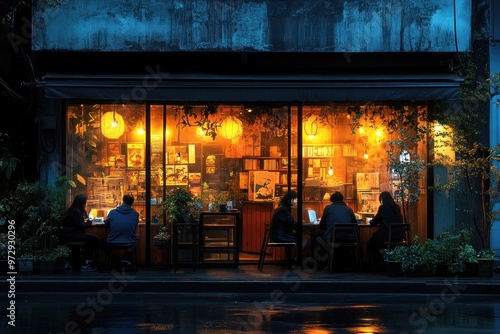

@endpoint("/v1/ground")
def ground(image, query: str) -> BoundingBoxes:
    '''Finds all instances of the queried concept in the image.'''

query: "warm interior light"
[375,128,382,137]
[363,153,369,159]
[304,117,320,138]
[101,111,125,139]
[137,123,145,135]
[328,166,334,176]
[220,116,243,141]
[358,126,365,134]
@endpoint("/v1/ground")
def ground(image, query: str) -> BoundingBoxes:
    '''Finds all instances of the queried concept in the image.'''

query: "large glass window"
[65,102,426,265]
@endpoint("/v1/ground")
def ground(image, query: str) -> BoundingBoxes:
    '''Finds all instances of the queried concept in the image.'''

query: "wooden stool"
[106,243,137,272]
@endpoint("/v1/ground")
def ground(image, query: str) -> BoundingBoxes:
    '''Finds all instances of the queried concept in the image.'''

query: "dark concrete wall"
[32,0,471,52]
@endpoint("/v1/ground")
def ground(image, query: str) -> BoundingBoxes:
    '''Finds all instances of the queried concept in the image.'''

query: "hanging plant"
[239,106,289,135]
[176,104,222,140]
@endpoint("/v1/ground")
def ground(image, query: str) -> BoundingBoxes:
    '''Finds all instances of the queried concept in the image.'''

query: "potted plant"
[421,238,440,276]
[158,187,203,225]
[37,244,71,275]
[458,244,478,276]
[433,229,473,275]
[0,178,74,274]
[153,225,170,267]
[380,248,403,277]
[477,248,496,278]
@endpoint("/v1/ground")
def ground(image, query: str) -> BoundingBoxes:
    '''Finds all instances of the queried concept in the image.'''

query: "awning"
[39,72,463,102]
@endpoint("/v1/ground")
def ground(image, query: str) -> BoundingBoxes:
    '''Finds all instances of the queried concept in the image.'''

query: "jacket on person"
[369,204,404,243]
[61,206,91,242]
[270,204,297,243]
[319,201,357,241]
[104,204,140,244]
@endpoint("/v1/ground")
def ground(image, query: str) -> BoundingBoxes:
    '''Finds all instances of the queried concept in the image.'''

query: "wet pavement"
[2,265,500,333]
[4,292,500,333]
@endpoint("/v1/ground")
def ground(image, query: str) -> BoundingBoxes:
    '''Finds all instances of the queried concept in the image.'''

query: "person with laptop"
[103,194,140,267]
[318,191,358,270]
[319,191,357,242]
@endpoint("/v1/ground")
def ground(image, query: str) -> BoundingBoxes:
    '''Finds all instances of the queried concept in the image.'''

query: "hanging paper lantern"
[101,111,125,139]
[219,116,243,141]
[303,117,321,138]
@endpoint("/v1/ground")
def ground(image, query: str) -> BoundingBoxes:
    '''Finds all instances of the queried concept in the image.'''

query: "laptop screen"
[307,209,319,224]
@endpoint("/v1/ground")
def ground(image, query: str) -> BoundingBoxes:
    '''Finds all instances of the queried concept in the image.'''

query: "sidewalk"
[4,264,500,295]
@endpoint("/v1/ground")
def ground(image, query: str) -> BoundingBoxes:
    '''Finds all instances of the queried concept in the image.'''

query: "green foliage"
[153,225,170,242]
[38,245,70,262]
[381,236,424,273]
[421,238,441,267]
[157,187,202,224]
[226,171,246,209]
[431,52,496,249]
[176,104,222,140]
[459,244,478,263]
[0,143,20,181]
[0,177,74,257]
[341,103,429,224]
[477,248,496,260]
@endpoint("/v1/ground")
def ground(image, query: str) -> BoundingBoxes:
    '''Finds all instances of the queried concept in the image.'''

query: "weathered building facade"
[30,0,497,265]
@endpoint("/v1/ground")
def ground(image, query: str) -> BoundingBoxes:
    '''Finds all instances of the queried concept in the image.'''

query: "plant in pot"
[158,187,203,224]
[17,236,38,274]
[421,238,440,276]
[394,236,424,276]
[458,244,478,277]
[476,248,496,278]
[152,225,170,267]
[433,229,473,275]
[380,247,403,277]
[38,244,71,275]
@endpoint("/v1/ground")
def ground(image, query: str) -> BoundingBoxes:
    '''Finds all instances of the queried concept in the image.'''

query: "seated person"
[270,190,299,243]
[367,191,404,269]
[318,191,357,269]
[60,194,99,272]
[103,194,140,266]
[270,191,310,261]
[319,191,357,242]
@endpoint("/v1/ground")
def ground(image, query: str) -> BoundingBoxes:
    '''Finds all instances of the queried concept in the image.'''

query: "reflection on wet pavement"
[5,293,500,333]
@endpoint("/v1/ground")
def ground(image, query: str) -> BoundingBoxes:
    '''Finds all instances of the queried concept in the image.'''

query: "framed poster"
[253,171,276,201]
[126,170,146,191]
[356,173,380,191]
[127,143,145,168]
[165,165,188,185]
[107,142,121,156]
[189,172,202,196]
[167,145,190,164]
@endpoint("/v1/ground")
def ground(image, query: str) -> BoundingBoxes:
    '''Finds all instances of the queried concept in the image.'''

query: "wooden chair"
[258,222,297,271]
[385,223,412,250]
[328,223,363,273]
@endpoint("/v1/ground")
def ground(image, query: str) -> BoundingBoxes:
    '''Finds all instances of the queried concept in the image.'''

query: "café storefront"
[39,71,462,267]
